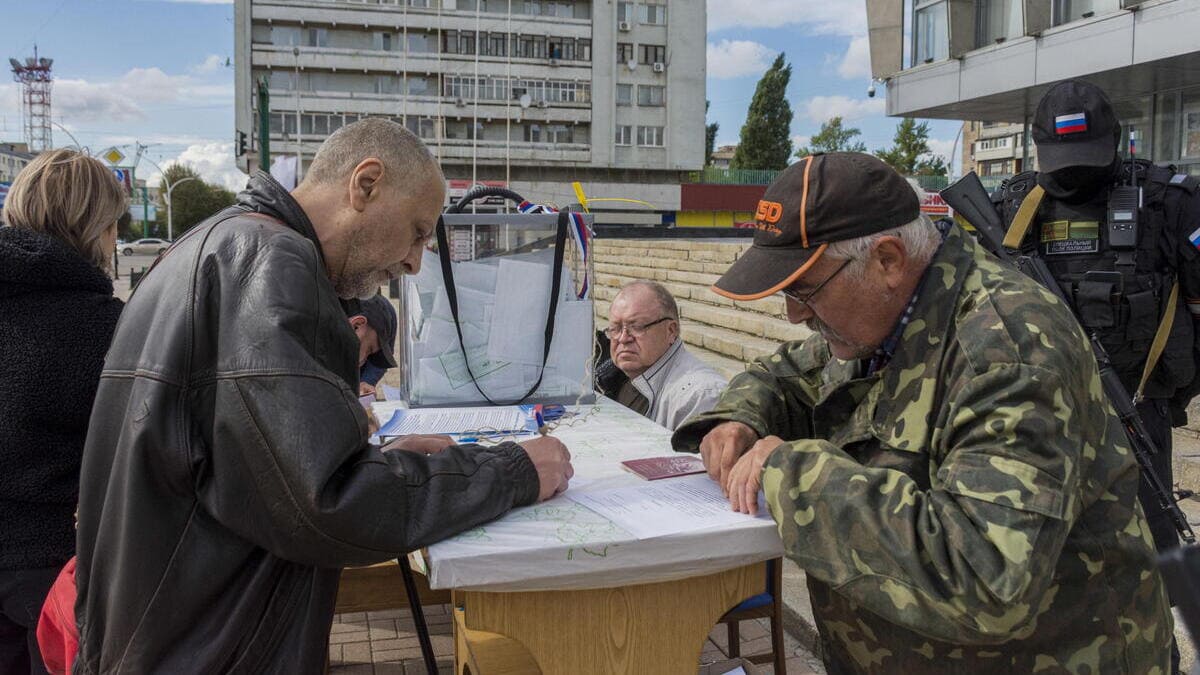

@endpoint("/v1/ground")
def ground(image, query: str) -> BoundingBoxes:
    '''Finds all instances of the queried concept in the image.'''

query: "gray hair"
[617,280,679,321]
[302,117,443,187]
[825,181,940,277]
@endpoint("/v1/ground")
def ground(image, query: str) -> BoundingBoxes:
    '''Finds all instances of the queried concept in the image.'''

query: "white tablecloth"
[374,398,783,592]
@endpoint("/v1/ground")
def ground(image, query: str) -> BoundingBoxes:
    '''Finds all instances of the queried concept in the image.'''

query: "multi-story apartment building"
[865,0,1200,176]
[961,121,1038,176]
[233,0,705,217]
[0,142,35,184]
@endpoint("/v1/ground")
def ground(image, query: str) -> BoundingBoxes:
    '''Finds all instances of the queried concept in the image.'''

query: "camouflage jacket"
[673,225,1172,674]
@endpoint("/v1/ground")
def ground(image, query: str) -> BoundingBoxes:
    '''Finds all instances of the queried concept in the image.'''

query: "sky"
[0,0,963,191]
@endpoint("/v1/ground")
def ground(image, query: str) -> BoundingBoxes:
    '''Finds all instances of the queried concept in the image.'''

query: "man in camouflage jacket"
[672,153,1173,674]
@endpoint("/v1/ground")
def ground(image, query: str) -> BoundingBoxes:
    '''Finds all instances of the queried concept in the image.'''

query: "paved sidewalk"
[327,605,825,674]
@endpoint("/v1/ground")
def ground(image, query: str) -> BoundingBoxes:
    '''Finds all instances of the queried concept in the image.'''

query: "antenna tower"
[8,46,53,152]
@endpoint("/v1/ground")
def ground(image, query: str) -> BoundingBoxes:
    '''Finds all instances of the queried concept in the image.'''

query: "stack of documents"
[377,406,536,439]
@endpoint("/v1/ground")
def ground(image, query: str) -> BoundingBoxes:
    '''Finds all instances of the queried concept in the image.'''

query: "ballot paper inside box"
[398,212,596,407]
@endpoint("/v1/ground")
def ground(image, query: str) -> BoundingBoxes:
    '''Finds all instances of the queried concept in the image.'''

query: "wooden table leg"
[453,562,765,675]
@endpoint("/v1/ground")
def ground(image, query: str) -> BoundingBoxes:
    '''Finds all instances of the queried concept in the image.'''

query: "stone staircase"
[591,238,812,380]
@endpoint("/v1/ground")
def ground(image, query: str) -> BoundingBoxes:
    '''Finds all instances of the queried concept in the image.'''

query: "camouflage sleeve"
[762,363,1080,644]
[671,338,826,452]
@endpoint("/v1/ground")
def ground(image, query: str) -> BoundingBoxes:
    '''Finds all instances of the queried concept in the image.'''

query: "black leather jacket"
[73,172,539,674]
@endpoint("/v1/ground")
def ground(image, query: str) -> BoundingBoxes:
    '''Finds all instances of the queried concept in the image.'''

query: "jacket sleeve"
[761,363,1081,644]
[671,338,825,451]
[195,234,540,567]
[1166,183,1200,420]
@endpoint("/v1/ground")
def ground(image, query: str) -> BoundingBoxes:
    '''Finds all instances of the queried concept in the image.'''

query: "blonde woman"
[0,149,126,675]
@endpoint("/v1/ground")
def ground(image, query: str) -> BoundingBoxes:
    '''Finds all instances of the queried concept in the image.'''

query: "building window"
[307,28,328,48]
[975,0,1022,46]
[617,2,634,23]
[637,125,664,147]
[483,32,507,57]
[525,123,543,143]
[407,76,430,95]
[271,26,302,46]
[515,34,548,59]
[1052,0,1118,25]
[408,32,433,53]
[443,30,477,55]
[615,125,632,145]
[374,32,394,51]
[405,117,436,139]
[374,75,399,94]
[638,44,666,65]
[640,2,667,25]
[913,1,949,64]
[637,84,665,106]
[617,42,634,64]
[616,84,632,106]
[408,0,431,7]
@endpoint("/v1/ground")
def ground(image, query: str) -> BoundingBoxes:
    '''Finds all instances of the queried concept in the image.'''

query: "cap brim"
[1036,138,1114,173]
[712,243,829,301]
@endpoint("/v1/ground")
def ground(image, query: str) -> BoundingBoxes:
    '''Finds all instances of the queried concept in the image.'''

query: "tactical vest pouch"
[1077,280,1116,329]
[1126,289,1160,342]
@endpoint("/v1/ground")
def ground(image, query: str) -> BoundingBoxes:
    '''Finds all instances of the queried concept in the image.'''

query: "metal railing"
[685,167,1013,193]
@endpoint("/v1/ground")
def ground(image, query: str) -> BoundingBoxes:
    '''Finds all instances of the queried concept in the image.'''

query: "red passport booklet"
[621,455,707,480]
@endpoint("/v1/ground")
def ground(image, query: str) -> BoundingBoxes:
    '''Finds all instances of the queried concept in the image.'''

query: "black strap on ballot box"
[433,210,569,406]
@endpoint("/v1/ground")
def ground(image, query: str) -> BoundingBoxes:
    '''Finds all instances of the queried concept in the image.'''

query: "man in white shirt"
[604,280,727,430]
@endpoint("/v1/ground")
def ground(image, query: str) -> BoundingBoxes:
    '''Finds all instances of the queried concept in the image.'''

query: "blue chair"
[719,558,786,673]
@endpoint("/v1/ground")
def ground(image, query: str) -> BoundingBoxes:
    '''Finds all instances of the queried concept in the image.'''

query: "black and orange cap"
[712,152,920,301]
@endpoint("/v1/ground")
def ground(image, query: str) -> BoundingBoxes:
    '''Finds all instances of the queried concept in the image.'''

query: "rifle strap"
[1003,184,1045,250]
[1135,279,1180,403]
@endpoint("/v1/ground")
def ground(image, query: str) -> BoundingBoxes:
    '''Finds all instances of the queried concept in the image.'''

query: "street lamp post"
[164,176,198,241]
[138,155,200,240]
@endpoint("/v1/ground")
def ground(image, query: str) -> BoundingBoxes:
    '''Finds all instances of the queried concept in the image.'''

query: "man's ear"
[871,236,908,288]
[349,315,368,333]
[348,159,385,213]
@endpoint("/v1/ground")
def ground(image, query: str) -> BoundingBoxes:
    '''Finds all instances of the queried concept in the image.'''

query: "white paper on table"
[565,474,771,540]
[378,406,531,437]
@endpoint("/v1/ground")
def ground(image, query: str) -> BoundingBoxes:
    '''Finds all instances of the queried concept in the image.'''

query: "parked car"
[121,238,169,256]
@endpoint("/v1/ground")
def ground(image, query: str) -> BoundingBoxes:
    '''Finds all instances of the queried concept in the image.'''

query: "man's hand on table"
[519,436,575,501]
[699,421,759,494]
[382,434,456,455]
[726,435,784,515]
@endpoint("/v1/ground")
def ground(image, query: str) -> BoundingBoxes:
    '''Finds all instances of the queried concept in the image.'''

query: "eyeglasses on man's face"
[604,316,672,340]
[780,259,851,307]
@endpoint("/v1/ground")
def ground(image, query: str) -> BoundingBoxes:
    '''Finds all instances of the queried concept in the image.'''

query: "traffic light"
[236,130,248,157]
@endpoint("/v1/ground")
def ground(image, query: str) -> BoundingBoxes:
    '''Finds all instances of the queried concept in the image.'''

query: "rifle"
[942,171,1196,545]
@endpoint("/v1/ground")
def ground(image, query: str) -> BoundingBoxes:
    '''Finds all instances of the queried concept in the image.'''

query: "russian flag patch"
[1055,112,1088,135]
[1190,226,1200,250]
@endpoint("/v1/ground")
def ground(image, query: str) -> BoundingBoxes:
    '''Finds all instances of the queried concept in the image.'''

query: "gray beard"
[805,315,876,360]
[333,269,387,300]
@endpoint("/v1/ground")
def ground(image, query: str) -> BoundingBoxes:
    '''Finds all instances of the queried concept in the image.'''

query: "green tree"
[155,164,238,238]
[875,118,947,176]
[731,54,793,170]
[796,117,867,157]
[705,100,720,167]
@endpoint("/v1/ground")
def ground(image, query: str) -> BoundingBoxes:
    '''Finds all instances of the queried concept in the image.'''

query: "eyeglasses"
[780,259,851,307]
[604,316,672,339]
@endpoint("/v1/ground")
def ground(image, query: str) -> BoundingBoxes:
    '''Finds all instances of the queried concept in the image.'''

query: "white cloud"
[707,40,777,80]
[143,142,247,193]
[10,67,233,125]
[707,0,865,36]
[802,95,886,123]
[927,136,962,173]
[192,55,225,75]
[837,35,872,80]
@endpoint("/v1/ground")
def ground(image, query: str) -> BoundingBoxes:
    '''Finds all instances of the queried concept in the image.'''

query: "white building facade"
[233,0,706,216]
[867,0,1200,176]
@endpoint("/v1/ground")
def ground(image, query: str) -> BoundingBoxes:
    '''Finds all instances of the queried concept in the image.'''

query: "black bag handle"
[434,210,569,405]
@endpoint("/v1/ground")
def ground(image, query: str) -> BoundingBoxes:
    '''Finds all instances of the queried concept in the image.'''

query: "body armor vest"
[994,160,1198,399]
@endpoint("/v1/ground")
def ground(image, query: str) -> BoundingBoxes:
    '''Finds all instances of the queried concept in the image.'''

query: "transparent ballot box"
[398,211,595,407]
